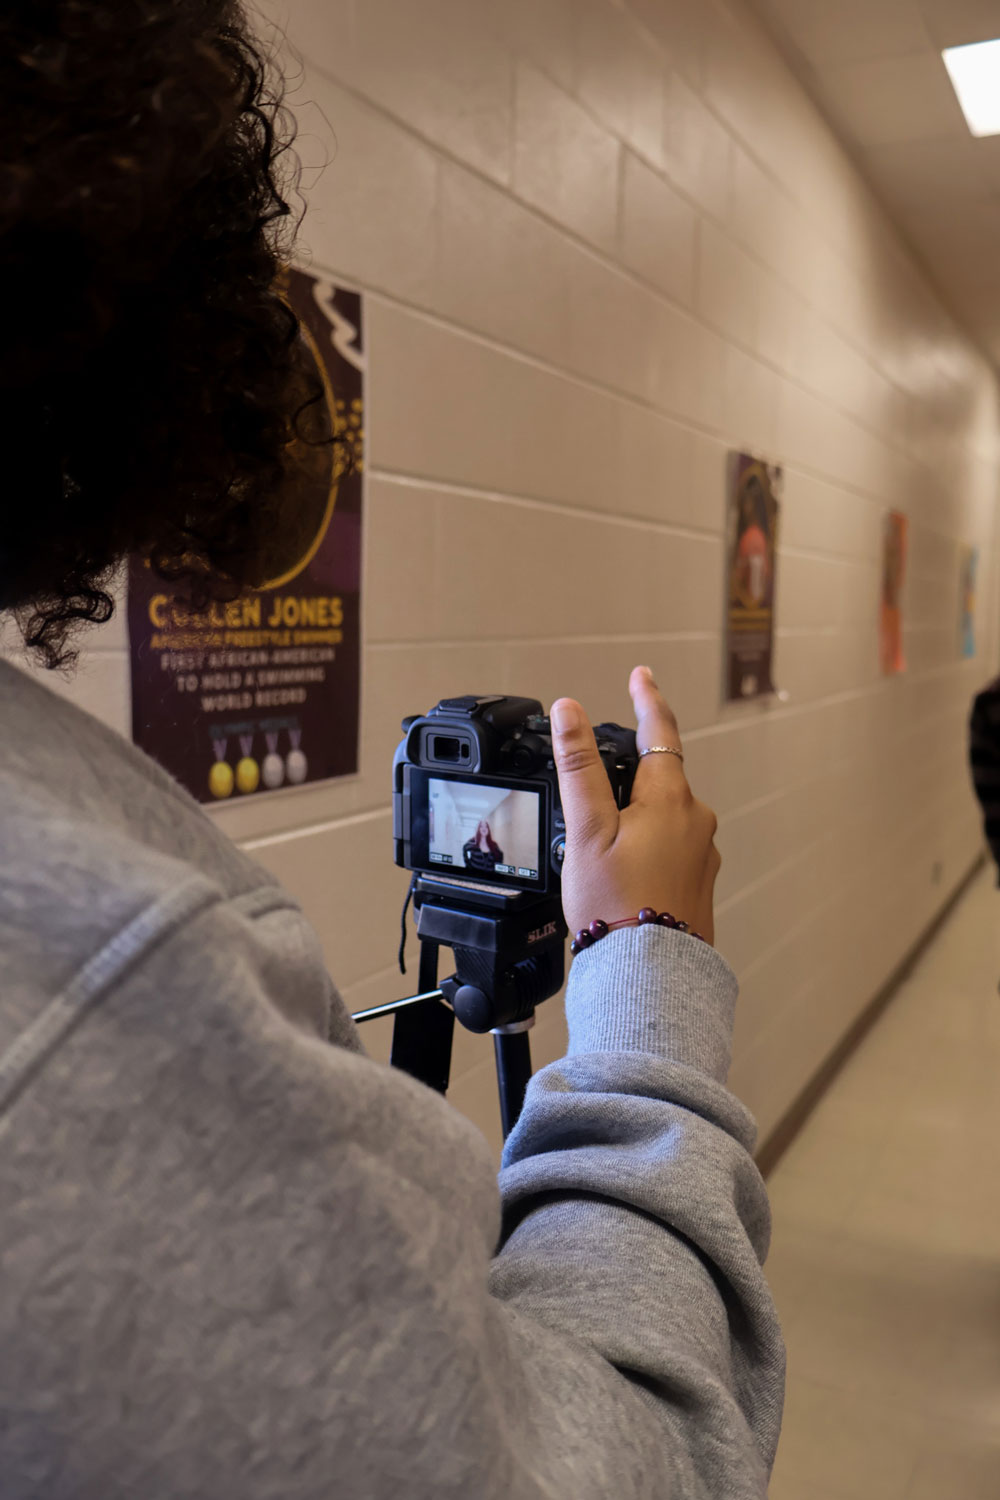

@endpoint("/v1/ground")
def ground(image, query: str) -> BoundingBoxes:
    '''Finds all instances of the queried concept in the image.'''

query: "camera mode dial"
[507,727,548,773]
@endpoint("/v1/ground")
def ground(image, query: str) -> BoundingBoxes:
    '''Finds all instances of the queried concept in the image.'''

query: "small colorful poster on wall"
[880,511,907,676]
[128,268,364,803]
[960,544,978,659]
[725,452,782,701]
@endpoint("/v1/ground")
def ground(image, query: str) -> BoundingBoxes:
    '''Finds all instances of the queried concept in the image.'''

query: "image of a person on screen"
[463,819,503,874]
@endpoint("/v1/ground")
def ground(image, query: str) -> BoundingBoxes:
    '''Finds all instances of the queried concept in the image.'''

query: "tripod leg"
[494,1029,533,1140]
[390,940,455,1094]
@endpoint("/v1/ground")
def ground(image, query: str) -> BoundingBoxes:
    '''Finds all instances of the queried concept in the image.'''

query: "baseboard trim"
[755,852,988,1180]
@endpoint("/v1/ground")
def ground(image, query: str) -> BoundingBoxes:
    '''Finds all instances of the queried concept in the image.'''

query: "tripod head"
[352,876,567,1138]
[413,874,567,1032]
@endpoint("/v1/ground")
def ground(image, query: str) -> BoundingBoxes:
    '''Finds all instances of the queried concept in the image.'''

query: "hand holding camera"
[389,666,719,1104]
[394,668,720,949]
[386,671,721,1124]
[551,667,721,945]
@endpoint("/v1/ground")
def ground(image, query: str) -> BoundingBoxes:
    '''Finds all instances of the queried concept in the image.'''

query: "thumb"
[550,699,617,847]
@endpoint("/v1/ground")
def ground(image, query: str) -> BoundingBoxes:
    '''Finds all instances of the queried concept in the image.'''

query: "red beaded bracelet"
[570,907,706,956]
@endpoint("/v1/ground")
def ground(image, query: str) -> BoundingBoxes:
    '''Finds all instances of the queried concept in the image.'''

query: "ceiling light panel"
[943,39,1000,137]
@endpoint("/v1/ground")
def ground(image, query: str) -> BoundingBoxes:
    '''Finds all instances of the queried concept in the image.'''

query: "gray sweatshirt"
[0,657,784,1498]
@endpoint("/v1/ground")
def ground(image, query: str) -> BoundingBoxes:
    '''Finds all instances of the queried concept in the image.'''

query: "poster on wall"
[960,544,978,659]
[725,452,782,702]
[128,268,364,803]
[879,511,907,676]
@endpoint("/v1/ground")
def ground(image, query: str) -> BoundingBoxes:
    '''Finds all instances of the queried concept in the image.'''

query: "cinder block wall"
[18,0,1000,1155]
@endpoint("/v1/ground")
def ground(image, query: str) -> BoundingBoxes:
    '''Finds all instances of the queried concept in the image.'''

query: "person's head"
[475,819,497,852]
[1,0,318,668]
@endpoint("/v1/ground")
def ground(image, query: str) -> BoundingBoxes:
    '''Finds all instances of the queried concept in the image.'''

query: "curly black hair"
[0,0,319,667]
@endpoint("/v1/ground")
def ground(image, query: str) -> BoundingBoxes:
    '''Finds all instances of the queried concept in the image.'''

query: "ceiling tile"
[859,136,995,206]
[919,0,1000,50]
[897,198,1000,282]
[966,133,1000,191]
[757,0,932,68]
[815,52,968,145]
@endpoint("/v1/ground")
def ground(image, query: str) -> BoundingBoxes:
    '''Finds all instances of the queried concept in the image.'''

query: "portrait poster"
[880,511,907,676]
[960,544,978,659]
[128,268,364,803]
[725,452,782,702]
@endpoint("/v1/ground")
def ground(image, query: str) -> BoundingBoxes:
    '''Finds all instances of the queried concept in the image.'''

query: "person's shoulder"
[0,655,274,898]
[0,653,204,813]
[0,656,286,1048]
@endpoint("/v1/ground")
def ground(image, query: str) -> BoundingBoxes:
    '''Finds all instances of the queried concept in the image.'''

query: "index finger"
[628,666,690,801]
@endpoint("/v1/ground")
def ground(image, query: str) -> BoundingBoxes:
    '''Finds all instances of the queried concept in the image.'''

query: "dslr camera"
[393,694,638,896]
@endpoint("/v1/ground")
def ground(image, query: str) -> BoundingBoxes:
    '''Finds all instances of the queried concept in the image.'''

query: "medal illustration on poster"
[880,511,907,676]
[960,544,978,660]
[128,268,364,802]
[725,453,781,702]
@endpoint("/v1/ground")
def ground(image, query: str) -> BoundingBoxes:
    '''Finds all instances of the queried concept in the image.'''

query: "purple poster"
[128,268,364,802]
[725,452,781,702]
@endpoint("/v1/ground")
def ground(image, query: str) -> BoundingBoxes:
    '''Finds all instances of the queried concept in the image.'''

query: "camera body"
[393,695,638,896]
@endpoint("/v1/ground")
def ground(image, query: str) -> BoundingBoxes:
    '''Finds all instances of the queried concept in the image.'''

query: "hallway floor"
[765,864,1000,1500]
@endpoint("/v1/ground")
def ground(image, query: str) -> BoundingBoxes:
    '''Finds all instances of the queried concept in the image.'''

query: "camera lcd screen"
[411,771,546,888]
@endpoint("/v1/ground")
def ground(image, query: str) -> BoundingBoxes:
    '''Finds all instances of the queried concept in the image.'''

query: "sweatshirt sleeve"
[493,926,785,1495]
[0,892,783,1500]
